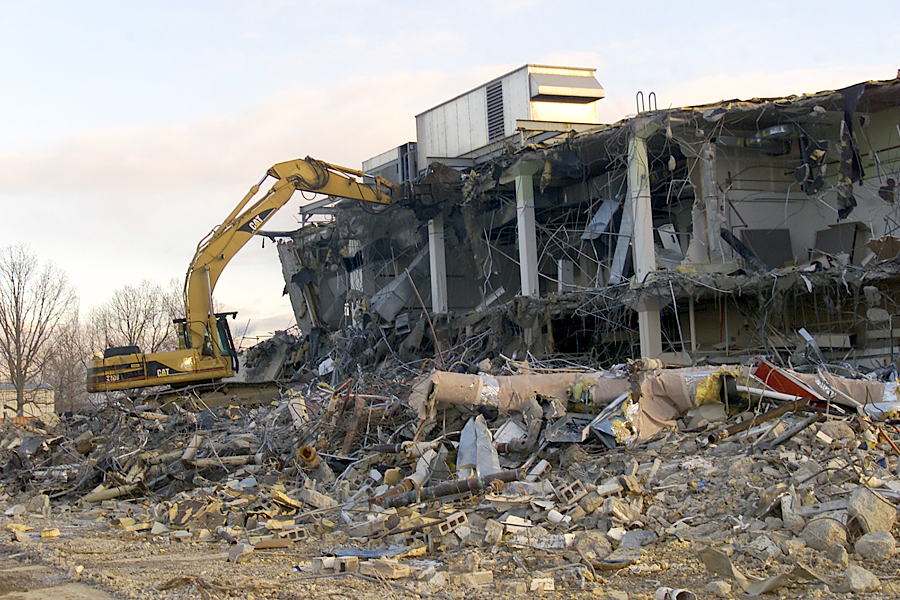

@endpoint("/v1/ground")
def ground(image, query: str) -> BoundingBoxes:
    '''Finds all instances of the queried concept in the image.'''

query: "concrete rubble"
[0,356,898,599]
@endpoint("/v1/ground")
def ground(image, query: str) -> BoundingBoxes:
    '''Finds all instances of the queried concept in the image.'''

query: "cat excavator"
[86,157,396,393]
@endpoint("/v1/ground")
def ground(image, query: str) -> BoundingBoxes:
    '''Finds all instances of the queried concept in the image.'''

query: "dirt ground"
[0,518,710,600]
[1,474,898,600]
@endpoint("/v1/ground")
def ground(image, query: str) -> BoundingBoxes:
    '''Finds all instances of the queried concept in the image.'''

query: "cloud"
[656,65,898,111]
[536,51,604,71]
[0,66,503,321]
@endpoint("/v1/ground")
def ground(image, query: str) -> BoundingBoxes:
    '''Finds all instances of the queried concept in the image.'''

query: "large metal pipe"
[376,469,525,509]
[706,398,809,445]
[760,413,824,450]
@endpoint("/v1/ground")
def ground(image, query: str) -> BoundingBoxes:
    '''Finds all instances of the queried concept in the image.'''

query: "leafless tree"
[0,244,77,416]
[163,276,186,322]
[88,279,179,355]
[41,314,91,413]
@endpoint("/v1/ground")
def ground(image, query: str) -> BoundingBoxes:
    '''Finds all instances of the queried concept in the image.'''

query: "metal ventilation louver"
[486,81,504,141]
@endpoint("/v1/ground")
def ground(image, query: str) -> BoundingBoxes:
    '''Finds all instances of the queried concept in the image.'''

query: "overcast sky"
[1,1,896,345]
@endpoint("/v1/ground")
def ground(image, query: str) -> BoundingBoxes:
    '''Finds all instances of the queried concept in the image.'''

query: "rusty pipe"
[297,445,320,469]
[706,397,809,445]
[376,468,525,509]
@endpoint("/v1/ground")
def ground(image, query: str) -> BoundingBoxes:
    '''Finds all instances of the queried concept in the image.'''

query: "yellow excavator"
[86,157,396,393]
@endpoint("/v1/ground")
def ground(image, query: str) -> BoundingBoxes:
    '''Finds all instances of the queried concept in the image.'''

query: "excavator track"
[124,380,285,411]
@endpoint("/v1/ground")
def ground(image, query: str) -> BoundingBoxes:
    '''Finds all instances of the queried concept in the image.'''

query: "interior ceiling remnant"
[264,75,900,384]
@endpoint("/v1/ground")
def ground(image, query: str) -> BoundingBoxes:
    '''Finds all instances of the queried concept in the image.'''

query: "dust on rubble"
[1,358,899,599]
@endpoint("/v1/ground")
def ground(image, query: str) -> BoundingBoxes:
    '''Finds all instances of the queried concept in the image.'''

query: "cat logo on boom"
[247,215,264,232]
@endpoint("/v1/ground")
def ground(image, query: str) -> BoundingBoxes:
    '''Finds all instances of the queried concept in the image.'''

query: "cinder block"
[335,556,359,573]
[555,480,587,505]
[311,556,335,574]
[530,576,555,592]
[314,556,359,574]
[278,526,310,541]
[437,511,469,537]
[359,559,411,579]
[602,497,632,521]
[460,571,493,588]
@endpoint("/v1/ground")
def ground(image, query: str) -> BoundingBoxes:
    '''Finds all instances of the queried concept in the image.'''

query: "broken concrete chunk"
[529,576,555,592]
[501,515,532,534]
[854,530,896,561]
[345,515,388,538]
[747,534,783,561]
[150,522,170,535]
[359,559,411,579]
[847,486,896,534]
[26,494,50,514]
[459,571,493,588]
[819,421,855,442]
[826,543,850,567]
[595,479,624,497]
[500,581,527,594]
[841,565,881,593]
[484,519,504,544]
[227,543,254,563]
[298,487,338,509]
[705,580,731,597]
[801,518,847,551]
[574,530,612,560]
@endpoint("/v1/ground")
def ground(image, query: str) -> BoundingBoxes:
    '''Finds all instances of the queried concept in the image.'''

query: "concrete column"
[557,259,575,292]
[627,132,662,358]
[700,142,725,262]
[428,212,448,314]
[510,162,542,298]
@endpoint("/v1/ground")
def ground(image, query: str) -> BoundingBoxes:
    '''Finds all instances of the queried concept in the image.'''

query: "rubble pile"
[1,358,899,599]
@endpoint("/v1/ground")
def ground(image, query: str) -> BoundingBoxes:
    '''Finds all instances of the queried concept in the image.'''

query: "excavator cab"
[87,312,240,393]
[212,312,239,373]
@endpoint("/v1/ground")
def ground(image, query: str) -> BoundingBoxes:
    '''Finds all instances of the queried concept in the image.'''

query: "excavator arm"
[184,157,394,352]
[87,156,395,393]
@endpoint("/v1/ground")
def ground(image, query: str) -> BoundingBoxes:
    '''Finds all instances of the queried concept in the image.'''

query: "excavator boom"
[87,157,396,393]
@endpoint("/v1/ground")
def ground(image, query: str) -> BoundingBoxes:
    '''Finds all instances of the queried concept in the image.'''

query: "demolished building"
[270,66,900,381]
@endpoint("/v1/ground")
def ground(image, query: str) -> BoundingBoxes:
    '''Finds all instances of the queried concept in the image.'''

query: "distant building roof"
[0,383,54,392]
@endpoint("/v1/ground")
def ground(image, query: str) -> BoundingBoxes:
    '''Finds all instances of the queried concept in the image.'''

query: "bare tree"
[163,276,186,321]
[88,279,178,355]
[42,314,91,413]
[0,244,77,416]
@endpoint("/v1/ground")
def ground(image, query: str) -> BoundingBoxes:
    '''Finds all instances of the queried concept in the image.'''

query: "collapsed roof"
[266,75,900,383]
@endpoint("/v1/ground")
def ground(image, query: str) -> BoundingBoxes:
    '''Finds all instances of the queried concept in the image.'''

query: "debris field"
[1,356,900,600]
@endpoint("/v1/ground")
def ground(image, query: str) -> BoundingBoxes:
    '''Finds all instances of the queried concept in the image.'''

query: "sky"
[1,1,897,346]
